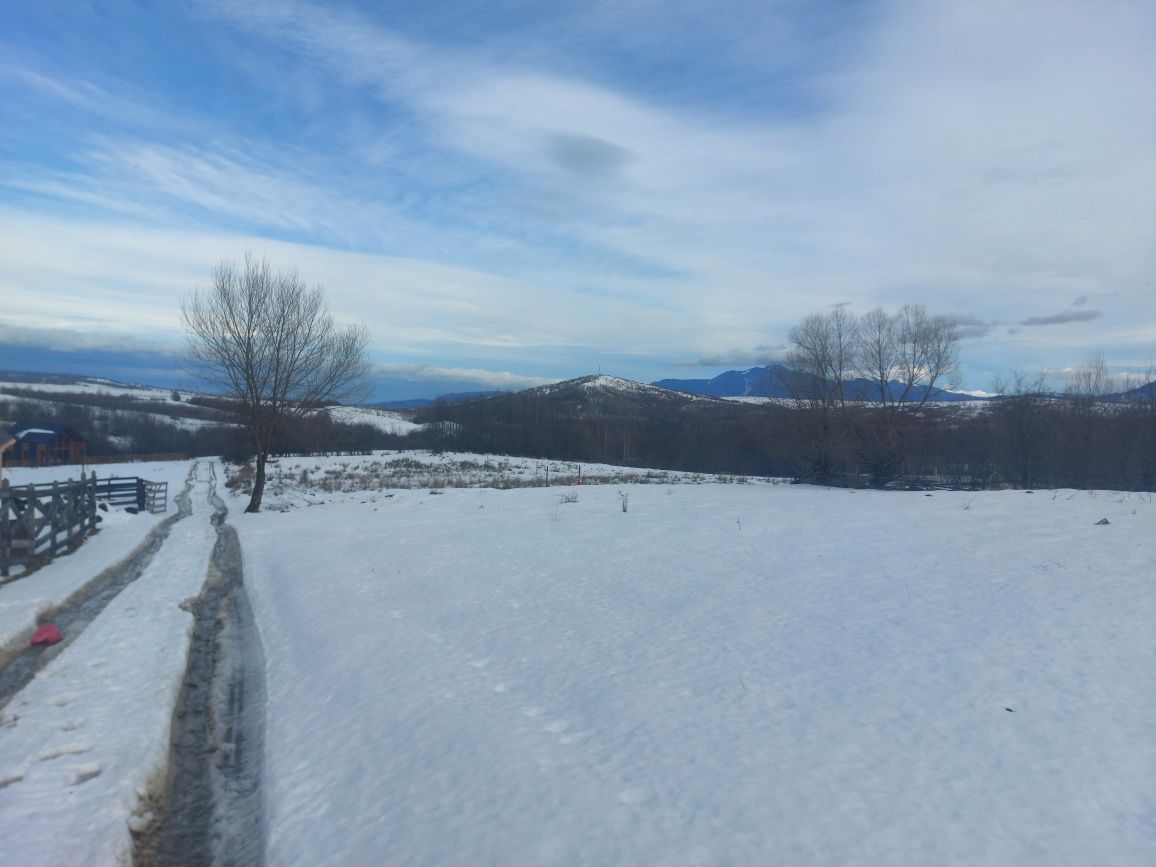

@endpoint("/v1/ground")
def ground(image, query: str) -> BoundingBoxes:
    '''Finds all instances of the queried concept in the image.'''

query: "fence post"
[87,472,98,532]
[136,478,146,511]
[50,480,60,559]
[0,480,9,578]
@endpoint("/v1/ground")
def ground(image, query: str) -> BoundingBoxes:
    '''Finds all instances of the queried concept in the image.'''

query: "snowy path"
[146,471,266,867]
[0,463,221,866]
[235,483,1156,866]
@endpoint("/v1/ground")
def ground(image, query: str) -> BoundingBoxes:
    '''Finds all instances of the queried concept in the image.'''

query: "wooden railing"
[1,475,99,578]
[0,474,169,579]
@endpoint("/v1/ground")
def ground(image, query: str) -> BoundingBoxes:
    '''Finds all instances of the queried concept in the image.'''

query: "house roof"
[7,422,85,443]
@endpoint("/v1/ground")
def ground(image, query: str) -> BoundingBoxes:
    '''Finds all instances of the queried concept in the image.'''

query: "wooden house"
[0,434,13,484]
[6,423,87,467]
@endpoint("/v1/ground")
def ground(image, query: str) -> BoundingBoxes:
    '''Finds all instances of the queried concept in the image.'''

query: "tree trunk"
[247,451,267,513]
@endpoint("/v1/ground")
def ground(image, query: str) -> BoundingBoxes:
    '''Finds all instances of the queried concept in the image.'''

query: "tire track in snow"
[0,463,199,711]
[141,463,266,867]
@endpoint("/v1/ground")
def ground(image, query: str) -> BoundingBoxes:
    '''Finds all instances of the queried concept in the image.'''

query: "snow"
[324,405,421,435]
[1,446,1154,864]
[0,380,184,404]
[0,463,218,865]
[254,450,771,509]
[0,461,193,650]
[231,480,1156,865]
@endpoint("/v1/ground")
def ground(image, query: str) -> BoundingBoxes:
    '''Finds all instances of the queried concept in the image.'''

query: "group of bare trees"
[982,356,1156,490]
[782,305,1156,491]
[786,304,960,486]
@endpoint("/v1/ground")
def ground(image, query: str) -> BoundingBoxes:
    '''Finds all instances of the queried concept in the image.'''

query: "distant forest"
[414,385,1156,491]
[4,381,1156,491]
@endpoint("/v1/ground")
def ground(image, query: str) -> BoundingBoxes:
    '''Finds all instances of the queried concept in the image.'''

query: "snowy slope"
[324,405,421,435]
[0,378,188,404]
[233,483,1156,865]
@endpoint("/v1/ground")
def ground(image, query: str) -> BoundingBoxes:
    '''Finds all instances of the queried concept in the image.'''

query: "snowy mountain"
[653,366,788,398]
[654,364,977,402]
[518,374,731,417]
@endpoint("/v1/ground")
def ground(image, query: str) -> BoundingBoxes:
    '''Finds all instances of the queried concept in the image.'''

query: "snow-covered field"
[233,478,1156,865]
[2,449,1155,865]
[253,450,772,510]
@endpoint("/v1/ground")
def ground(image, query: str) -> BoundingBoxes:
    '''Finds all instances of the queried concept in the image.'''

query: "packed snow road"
[144,468,266,867]
[0,461,265,867]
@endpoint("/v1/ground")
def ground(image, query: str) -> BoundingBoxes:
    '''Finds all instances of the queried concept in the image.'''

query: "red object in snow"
[30,624,63,645]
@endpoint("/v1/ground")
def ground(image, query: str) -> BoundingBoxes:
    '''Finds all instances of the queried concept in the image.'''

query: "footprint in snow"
[37,744,93,762]
[72,763,103,785]
[50,693,79,707]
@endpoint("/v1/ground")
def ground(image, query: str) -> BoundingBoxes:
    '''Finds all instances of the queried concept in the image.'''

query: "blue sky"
[2,0,1155,400]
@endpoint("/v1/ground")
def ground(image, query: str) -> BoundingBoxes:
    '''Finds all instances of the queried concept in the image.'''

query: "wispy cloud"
[674,346,790,368]
[942,314,995,340]
[1019,309,1103,327]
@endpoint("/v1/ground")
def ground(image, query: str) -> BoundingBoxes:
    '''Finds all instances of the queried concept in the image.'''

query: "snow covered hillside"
[324,405,421,435]
[233,481,1156,865]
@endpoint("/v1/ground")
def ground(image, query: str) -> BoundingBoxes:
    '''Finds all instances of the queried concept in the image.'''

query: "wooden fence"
[0,474,169,579]
[91,476,169,513]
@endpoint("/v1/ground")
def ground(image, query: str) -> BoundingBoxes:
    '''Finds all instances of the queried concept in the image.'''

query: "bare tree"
[786,307,858,481]
[857,304,960,408]
[183,254,370,512]
[787,303,960,486]
[854,304,960,485]
[989,370,1054,488]
[1057,352,1119,487]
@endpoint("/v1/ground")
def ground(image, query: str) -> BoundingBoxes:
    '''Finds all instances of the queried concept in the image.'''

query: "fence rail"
[1,473,168,579]
[91,476,169,512]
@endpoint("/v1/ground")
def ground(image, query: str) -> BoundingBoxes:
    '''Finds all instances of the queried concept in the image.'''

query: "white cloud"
[0,320,178,355]
[373,364,555,390]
